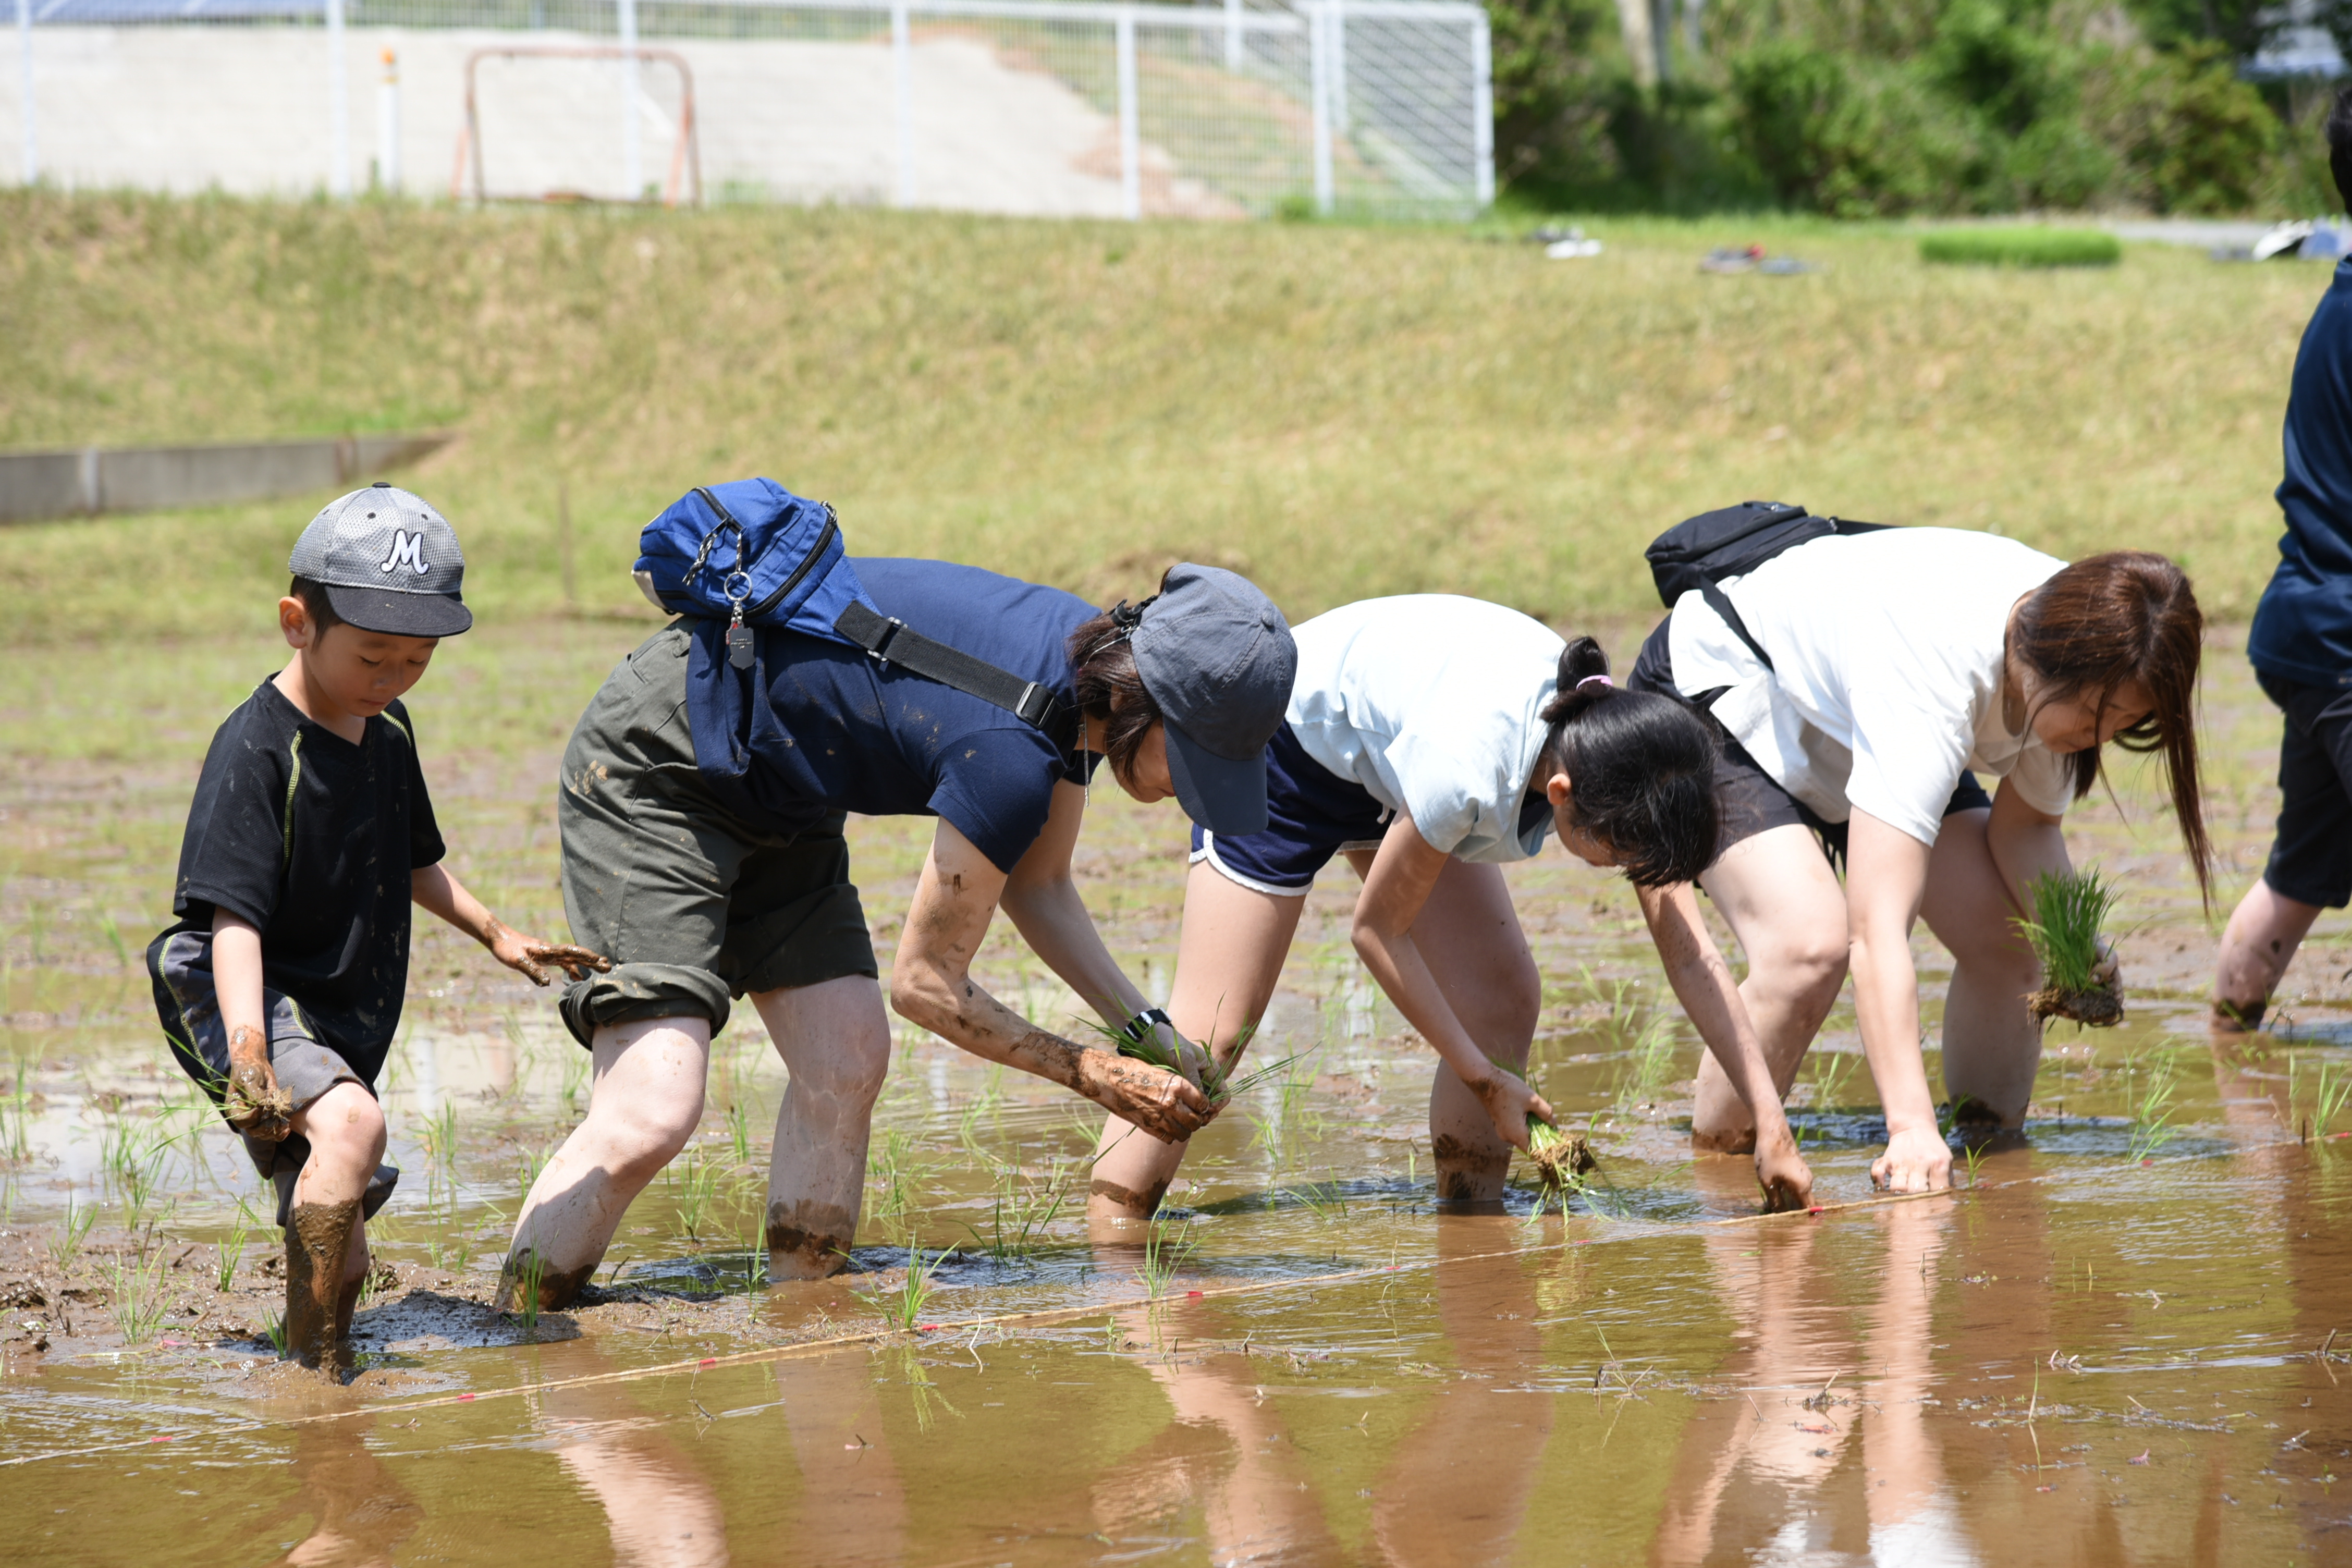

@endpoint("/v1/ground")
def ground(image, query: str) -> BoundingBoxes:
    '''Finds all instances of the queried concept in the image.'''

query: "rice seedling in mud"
[106,1250,172,1345]
[506,1250,547,1332]
[1524,1117,1597,1212]
[725,1098,753,1168]
[962,1161,1077,1262]
[1804,1050,1862,1111]
[213,1197,258,1291]
[2,1060,33,1166]
[261,1315,289,1358]
[2125,1048,2182,1161]
[557,1048,590,1122]
[2016,869,2124,1028]
[1137,1219,1198,1301]
[1283,1180,1351,1221]
[667,1147,724,1242]
[101,1113,186,1242]
[47,1191,97,1269]
[2310,1060,2352,1145]
[418,1102,460,1196]
[859,1245,955,1332]
[866,1131,923,1244]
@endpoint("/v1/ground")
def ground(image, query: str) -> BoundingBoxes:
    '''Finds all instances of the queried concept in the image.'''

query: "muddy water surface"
[3,626,2351,1564]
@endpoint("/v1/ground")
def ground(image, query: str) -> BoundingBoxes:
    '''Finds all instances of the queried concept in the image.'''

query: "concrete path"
[0,24,1239,216]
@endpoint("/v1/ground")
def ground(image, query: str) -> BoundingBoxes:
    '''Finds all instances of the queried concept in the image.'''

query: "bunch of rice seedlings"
[1525,1117,1597,1215]
[2016,868,2124,1027]
[1920,228,2121,268]
[1097,1018,1299,1107]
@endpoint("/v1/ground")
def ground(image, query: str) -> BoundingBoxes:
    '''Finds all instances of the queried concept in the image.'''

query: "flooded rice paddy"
[2,621,2350,1564]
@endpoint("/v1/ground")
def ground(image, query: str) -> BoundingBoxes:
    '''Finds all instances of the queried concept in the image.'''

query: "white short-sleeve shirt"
[1285,596,1564,863]
[1665,528,2076,847]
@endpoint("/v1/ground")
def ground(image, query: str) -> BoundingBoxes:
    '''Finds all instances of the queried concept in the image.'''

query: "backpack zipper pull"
[725,599,754,670]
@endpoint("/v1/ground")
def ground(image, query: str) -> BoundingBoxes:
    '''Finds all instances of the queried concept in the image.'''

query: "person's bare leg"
[499,1017,709,1310]
[1394,857,1541,1208]
[2213,878,2323,1032]
[1086,860,1304,1232]
[1688,825,1850,1149]
[751,976,892,1281]
[1920,808,2041,1125]
[282,1081,385,1375]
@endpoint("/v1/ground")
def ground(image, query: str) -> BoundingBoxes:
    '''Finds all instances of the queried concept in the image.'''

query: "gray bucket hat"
[288,482,472,637]
[1129,564,1296,836]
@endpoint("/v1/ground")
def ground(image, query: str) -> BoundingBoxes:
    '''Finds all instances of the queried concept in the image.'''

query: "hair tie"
[1575,674,1613,691]
[1083,594,1160,663]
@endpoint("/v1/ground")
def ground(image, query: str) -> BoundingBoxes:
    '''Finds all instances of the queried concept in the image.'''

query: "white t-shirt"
[1665,527,2076,847]
[1287,596,1564,863]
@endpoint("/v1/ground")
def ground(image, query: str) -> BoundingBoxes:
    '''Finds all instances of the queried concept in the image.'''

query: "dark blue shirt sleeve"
[928,726,1069,873]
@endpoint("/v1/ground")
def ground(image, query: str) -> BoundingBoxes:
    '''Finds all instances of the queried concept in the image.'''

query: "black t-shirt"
[749,558,1099,872]
[157,679,445,1071]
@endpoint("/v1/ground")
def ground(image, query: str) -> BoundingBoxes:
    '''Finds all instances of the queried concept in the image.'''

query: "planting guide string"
[0,1177,2084,1469]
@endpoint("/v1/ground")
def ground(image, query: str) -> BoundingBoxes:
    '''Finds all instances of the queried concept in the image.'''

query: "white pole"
[1223,0,1240,72]
[326,0,350,198]
[376,47,401,192]
[891,0,912,206]
[1114,8,1139,222]
[1330,0,1346,134]
[1308,3,1332,214]
[16,0,33,187]
[618,0,642,200]
[1469,11,1492,210]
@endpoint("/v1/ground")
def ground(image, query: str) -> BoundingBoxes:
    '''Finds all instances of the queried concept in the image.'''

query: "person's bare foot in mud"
[2210,996,2267,1036]
[284,1199,362,1377]
[495,1247,597,1317]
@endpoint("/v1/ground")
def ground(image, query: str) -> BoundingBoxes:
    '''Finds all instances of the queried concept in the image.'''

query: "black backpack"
[1644,501,1887,669]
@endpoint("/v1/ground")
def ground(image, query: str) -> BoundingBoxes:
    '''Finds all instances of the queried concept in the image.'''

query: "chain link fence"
[5,0,1491,218]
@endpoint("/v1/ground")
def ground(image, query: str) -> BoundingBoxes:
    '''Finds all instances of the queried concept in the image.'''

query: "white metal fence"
[5,0,1492,218]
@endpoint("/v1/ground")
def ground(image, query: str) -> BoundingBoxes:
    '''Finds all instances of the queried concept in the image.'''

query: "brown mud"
[1086,1176,1169,1217]
[283,1198,361,1375]
[1529,1129,1597,1188]
[2030,981,2126,1027]
[494,1248,598,1315]
[764,1199,856,1279]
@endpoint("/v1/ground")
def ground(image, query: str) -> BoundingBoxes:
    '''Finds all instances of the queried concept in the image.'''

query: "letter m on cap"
[381,530,430,577]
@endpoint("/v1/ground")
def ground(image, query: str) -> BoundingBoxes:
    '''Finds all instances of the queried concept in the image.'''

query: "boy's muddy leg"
[1088,859,1301,1235]
[2213,879,2322,1034]
[750,977,890,1281]
[281,1081,388,1375]
[501,1017,710,1312]
[1405,860,1541,1208]
[285,1199,361,1372]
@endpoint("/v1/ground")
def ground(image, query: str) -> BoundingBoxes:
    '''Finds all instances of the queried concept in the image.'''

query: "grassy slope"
[0,190,2325,645]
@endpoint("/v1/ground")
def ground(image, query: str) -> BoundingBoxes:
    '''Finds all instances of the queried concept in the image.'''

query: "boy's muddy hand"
[223,1026,292,1142]
[1755,1132,1814,1212]
[1081,1049,1214,1143]
[1473,1070,1551,1153]
[1869,1124,1953,1193]
[484,920,611,986]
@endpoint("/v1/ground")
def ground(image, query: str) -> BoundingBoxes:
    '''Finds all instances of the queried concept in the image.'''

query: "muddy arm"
[889,816,1212,1144]
[1635,881,1813,1209]
[210,908,290,1141]
[997,779,1208,1085]
[411,864,609,985]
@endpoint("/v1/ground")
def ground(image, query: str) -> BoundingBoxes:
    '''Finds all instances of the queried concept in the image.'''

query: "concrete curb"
[0,432,455,525]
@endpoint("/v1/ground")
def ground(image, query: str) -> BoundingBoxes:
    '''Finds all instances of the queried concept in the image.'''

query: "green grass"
[1920,228,2123,268]
[0,191,2318,649]
[2016,868,2122,995]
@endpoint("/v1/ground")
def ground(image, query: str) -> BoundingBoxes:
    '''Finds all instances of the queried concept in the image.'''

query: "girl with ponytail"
[1085,596,1814,1226]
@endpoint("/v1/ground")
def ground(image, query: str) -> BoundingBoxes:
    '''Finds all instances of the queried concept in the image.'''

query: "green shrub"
[1920,227,2123,266]
[1726,42,1986,217]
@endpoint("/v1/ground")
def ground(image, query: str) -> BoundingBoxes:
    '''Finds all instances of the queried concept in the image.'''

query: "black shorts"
[2258,670,2352,909]
[1627,618,1990,869]
[555,628,879,1047]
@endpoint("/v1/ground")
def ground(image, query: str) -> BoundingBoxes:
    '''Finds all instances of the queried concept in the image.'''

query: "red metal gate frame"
[450,45,703,207]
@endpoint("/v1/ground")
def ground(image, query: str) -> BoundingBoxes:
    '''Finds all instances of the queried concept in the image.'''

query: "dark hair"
[1536,635,1719,887]
[2329,84,2352,217]
[2011,550,2210,901]
[288,576,344,635]
[1065,577,1170,788]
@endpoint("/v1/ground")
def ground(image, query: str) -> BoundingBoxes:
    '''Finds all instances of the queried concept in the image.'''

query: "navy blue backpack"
[634,480,1081,802]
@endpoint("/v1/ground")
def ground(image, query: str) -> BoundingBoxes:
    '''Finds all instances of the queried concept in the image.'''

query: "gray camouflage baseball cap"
[1130,564,1296,836]
[288,482,472,637]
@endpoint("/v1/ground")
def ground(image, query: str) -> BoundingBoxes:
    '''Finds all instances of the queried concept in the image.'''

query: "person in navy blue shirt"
[2215,87,2352,1031]
[499,555,1296,1309]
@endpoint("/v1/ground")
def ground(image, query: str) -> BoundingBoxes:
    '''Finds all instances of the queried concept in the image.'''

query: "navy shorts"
[1191,722,1391,895]
[2258,670,2352,909]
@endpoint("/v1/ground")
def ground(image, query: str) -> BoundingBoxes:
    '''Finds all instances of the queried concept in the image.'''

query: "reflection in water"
[270,1415,422,1568]
[767,1346,910,1563]
[540,1348,731,1567]
[1656,1199,1969,1567]
[1369,1218,1554,1567]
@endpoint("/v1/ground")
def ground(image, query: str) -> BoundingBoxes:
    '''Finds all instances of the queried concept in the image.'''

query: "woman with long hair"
[1626,530,2206,1192]
[1085,595,1815,1226]
[502,559,1295,1307]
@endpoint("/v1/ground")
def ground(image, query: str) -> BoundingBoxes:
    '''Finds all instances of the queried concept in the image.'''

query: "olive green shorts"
[556,627,877,1047]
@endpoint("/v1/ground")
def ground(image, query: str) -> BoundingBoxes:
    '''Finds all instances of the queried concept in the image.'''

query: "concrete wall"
[0,433,452,524]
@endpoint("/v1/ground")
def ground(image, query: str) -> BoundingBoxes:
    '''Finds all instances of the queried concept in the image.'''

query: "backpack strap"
[833,601,1081,758]
[1698,582,1774,673]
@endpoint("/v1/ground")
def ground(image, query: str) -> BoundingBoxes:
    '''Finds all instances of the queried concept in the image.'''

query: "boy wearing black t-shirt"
[146,484,606,1376]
